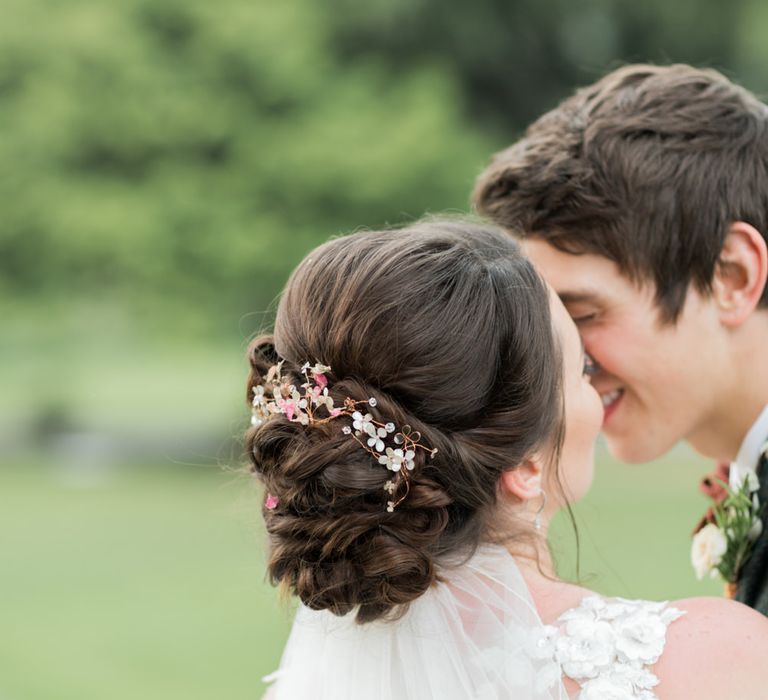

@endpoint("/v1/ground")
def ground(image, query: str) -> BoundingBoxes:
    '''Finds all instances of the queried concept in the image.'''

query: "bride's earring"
[534,490,547,530]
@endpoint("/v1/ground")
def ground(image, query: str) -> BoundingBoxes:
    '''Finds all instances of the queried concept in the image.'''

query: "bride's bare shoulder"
[654,596,768,700]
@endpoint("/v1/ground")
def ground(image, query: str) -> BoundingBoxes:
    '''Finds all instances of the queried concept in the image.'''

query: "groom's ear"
[712,221,768,327]
[499,458,543,502]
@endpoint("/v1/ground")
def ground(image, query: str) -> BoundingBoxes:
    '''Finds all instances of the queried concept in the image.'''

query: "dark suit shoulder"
[736,452,768,615]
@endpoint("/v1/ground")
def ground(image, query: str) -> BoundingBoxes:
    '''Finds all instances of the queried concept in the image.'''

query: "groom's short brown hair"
[473,64,768,322]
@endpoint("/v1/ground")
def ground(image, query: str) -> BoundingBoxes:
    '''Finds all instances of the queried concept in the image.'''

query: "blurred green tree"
[5,0,768,434]
[323,0,756,136]
[0,0,492,330]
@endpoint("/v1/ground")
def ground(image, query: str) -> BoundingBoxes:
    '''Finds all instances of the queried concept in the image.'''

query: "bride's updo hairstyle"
[246,219,562,623]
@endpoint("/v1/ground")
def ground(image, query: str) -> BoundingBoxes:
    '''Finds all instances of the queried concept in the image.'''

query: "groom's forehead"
[521,239,638,302]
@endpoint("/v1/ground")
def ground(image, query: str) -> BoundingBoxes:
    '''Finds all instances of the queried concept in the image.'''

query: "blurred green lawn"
[1,447,720,700]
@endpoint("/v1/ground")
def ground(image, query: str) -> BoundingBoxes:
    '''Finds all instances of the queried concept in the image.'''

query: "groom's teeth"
[601,389,621,407]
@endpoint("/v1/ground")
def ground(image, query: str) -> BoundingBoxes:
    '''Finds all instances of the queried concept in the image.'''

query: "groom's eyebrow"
[557,290,602,305]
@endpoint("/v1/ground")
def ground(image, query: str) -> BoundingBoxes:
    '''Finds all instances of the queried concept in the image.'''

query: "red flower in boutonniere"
[693,462,731,535]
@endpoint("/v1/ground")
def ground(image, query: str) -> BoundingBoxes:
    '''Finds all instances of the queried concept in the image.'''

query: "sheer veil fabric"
[266,544,567,699]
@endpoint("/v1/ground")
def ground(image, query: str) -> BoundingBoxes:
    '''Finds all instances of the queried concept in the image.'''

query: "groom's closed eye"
[559,291,603,325]
[568,306,600,325]
[573,313,598,326]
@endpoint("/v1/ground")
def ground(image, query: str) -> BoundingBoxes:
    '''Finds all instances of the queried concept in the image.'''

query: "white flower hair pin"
[251,361,438,512]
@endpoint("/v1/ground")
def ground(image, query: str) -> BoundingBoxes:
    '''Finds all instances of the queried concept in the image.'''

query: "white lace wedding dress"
[537,594,684,699]
[264,545,684,699]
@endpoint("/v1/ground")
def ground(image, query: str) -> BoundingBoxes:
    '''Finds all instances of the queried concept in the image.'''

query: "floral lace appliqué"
[532,596,685,700]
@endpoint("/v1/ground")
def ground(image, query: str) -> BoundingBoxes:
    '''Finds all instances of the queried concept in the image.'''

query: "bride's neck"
[503,534,591,623]
[495,514,557,579]
[504,536,557,579]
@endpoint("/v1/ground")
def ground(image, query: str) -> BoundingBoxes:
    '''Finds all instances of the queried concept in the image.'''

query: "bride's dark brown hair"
[245,218,564,623]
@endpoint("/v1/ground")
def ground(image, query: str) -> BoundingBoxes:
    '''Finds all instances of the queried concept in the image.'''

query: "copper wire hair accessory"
[251,361,438,511]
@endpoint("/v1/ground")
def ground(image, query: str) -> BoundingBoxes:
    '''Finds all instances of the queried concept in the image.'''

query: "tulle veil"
[265,543,567,699]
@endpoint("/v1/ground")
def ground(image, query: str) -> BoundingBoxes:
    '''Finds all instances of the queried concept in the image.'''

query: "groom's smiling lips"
[600,388,624,425]
[590,364,624,425]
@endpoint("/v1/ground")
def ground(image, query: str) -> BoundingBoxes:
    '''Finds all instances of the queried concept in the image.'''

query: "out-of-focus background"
[3,0,763,697]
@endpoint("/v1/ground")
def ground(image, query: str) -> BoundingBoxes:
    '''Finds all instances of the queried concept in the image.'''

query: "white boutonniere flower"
[691,523,728,580]
[692,472,764,593]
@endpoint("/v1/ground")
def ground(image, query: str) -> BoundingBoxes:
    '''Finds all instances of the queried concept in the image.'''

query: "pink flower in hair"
[277,398,296,421]
[314,373,328,390]
[265,494,279,510]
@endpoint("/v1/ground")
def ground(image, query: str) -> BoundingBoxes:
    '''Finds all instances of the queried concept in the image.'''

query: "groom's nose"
[584,352,602,378]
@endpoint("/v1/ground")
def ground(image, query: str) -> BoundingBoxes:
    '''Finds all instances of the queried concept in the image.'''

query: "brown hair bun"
[245,219,562,622]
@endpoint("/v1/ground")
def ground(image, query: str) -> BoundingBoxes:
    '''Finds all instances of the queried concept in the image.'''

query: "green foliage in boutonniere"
[692,472,764,585]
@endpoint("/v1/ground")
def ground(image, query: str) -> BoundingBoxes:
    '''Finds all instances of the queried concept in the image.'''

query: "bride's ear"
[499,458,543,502]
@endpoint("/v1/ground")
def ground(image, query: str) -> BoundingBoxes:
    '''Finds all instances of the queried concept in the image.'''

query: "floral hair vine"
[251,361,438,512]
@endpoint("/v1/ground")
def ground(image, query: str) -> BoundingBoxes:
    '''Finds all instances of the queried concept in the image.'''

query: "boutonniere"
[692,453,764,598]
